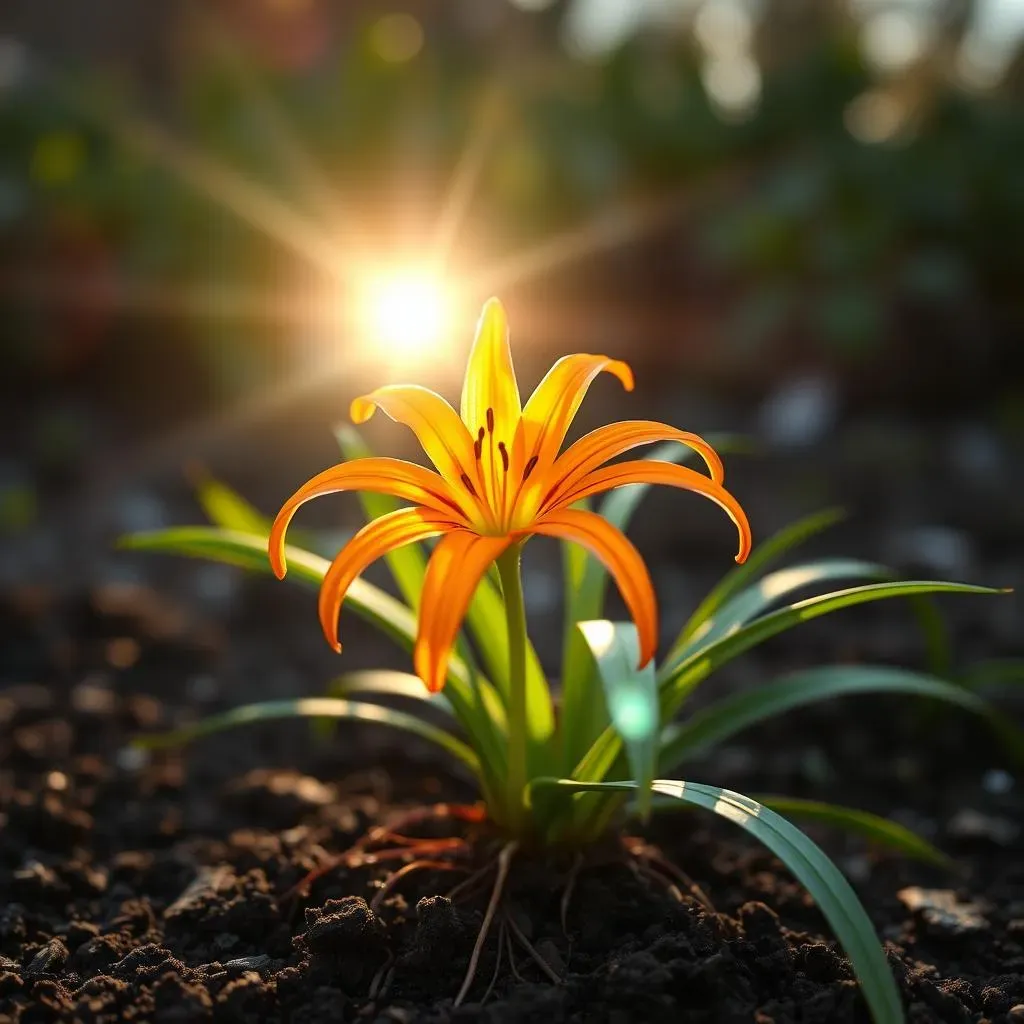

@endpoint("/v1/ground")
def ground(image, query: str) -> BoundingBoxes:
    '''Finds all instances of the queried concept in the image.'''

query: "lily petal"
[546,420,725,509]
[517,354,634,474]
[460,297,522,442]
[414,530,512,692]
[551,459,752,564]
[319,507,456,652]
[269,457,465,579]
[351,385,482,499]
[532,508,658,667]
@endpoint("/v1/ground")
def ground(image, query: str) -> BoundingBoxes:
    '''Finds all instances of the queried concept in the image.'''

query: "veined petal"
[460,297,522,442]
[319,507,456,652]
[552,459,752,563]
[531,508,658,667]
[350,385,482,500]
[517,354,634,474]
[269,457,465,579]
[414,530,512,692]
[546,420,725,509]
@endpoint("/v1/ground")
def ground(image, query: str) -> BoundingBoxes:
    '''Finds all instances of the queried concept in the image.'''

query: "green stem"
[496,543,528,834]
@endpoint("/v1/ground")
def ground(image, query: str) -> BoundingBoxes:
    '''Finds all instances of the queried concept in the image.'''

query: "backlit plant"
[126,299,1015,1024]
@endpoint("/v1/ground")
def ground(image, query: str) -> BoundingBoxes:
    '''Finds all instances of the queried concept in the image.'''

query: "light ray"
[430,85,507,269]
[471,163,752,295]
[1,271,313,326]
[44,57,354,285]
[197,14,348,228]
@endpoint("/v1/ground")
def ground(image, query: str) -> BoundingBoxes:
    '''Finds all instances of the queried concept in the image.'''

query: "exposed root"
[504,907,562,985]
[454,840,518,1008]
[368,949,394,1000]
[369,859,469,912]
[505,921,523,982]
[480,920,506,1006]
[630,859,683,902]
[560,852,584,937]
[446,858,497,902]
[284,802,485,900]
[623,836,717,915]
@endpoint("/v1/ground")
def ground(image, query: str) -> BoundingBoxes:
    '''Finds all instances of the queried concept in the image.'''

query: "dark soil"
[2,576,1024,1024]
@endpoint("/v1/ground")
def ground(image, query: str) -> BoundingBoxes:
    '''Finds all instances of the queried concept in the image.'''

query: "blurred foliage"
[0,0,1021,405]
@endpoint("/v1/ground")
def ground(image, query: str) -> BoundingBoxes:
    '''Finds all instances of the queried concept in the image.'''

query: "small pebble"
[947,809,1019,846]
[25,938,68,978]
[982,769,1014,795]
[897,887,988,937]
[225,954,270,974]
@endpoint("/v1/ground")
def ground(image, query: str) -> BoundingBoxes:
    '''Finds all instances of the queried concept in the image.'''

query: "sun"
[359,268,451,357]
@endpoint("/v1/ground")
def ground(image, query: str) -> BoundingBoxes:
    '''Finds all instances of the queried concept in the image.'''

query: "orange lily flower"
[269,299,751,693]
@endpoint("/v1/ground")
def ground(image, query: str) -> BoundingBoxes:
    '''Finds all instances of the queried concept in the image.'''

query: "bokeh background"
[1,0,1022,687]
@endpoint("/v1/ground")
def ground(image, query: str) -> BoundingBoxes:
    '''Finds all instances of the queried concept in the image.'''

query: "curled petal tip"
[350,395,376,424]
[268,540,288,579]
[331,642,342,654]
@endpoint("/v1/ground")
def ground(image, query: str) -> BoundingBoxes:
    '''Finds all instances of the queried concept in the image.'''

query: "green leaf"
[577,621,659,818]
[575,580,1006,789]
[659,664,1011,770]
[189,466,271,536]
[960,658,1024,692]
[535,778,905,1024]
[326,669,455,717]
[667,558,892,671]
[754,797,949,867]
[120,527,509,784]
[669,507,846,659]
[660,581,1008,720]
[559,435,746,774]
[314,669,457,742]
[134,697,480,774]
[334,425,430,612]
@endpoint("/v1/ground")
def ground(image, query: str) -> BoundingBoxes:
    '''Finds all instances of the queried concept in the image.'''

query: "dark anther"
[460,473,478,497]
[498,441,509,473]
[486,408,495,433]
[474,437,483,460]
[478,426,485,442]
[523,455,539,481]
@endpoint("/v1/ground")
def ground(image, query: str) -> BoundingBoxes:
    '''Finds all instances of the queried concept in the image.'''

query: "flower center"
[457,407,541,535]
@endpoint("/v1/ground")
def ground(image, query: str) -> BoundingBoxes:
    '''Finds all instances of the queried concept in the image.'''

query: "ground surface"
[2,574,1024,1024]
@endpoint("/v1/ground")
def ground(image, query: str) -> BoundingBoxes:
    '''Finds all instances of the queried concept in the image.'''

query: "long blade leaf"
[134,697,479,773]
[535,778,905,1024]
[669,507,846,657]
[658,664,1018,770]
[190,466,272,535]
[659,581,1009,718]
[325,669,455,718]
[120,527,508,777]
[754,797,949,867]
[669,558,892,668]
[574,580,1006,788]
[577,621,659,818]
[960,658,1024,692]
